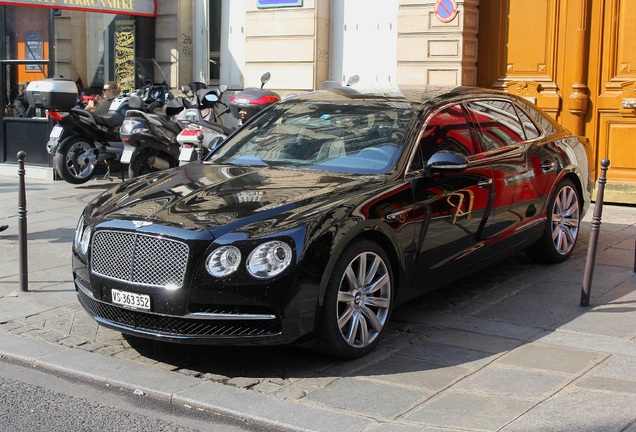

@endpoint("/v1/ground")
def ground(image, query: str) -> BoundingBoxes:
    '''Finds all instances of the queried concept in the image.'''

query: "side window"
[465,100,526,152]
[516,100,558,136]
[411,104,478,171]
[513,104,542,140]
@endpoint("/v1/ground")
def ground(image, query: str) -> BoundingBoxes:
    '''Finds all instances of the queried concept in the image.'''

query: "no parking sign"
[434,0,458,23]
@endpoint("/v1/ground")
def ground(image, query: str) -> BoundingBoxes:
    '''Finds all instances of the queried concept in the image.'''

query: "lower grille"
[77,285,282,338]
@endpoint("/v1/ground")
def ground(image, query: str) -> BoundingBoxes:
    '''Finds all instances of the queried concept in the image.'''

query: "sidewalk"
[1,172,635,431]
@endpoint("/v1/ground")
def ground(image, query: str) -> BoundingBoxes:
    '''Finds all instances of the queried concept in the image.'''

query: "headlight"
[73,216,84,251]
[247,241,292,279]
[206,245,241,277]
[79,225,92,256]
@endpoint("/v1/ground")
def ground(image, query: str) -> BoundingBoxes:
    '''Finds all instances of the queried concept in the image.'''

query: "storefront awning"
[0,0,156,17]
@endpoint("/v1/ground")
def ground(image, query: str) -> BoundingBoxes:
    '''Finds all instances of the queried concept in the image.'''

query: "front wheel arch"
[316,224,403,309]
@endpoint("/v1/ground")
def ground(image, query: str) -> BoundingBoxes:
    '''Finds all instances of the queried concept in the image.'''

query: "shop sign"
[0,0,156,17]
[257,0,302,8]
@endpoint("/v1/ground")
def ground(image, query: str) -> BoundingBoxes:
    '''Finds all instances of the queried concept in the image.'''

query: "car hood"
[87,162,383,236]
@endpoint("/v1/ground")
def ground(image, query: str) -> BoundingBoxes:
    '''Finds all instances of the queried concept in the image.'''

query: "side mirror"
[346,75,360,86]
[260,72,271,89]
[426,150,468,171]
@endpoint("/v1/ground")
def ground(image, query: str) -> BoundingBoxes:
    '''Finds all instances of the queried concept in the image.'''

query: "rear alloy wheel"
[316,239,393,359]
[527,178,581,263]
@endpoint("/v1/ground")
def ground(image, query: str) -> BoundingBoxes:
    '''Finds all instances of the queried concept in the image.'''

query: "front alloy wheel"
[316,239,393,358]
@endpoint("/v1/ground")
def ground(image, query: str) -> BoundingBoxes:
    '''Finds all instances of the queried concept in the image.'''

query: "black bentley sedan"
[73,85,591,358]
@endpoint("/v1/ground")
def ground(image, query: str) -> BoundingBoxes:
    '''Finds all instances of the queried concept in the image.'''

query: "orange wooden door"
[587,0,636,202]
[477,0,636,203]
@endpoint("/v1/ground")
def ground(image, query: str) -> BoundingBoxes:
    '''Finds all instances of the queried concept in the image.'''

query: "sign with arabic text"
[0,0,156,17]
[115,20,135,91]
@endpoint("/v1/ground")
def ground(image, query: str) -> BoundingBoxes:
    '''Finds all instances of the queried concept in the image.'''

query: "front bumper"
[76,276,288,344]
[74,265,320,346]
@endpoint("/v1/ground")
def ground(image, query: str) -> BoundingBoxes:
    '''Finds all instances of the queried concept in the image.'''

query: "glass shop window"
[4,7,49,118]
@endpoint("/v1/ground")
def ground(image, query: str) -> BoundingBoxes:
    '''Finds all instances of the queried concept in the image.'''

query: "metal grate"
[91,230,189,288]
[77,287,282,337]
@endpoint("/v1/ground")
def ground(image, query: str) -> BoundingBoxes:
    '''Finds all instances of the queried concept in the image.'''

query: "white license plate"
[111,289,150,311]
[179,146,195,161]
[50,125,63,139]
[121,145,135,164]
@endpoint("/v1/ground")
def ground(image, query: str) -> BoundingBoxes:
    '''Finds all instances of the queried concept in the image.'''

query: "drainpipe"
[567,0,591,136]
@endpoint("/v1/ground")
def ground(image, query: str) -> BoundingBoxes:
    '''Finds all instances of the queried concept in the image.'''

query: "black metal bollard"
[17,151,29,292]
[580,158,610,307]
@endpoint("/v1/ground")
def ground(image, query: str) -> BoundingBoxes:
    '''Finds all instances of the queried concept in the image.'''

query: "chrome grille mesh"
[91,230,189,288]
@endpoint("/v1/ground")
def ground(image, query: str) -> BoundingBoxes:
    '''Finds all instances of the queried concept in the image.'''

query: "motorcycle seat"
[200,119,235,136]
[70,108,122,129]
[95,114,123,129]
[151,114,182,134]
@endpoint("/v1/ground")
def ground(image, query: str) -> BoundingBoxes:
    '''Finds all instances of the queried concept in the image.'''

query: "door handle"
[478,179,492,188]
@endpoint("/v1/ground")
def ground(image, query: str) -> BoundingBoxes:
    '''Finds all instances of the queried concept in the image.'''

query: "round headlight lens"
[247,241,292,279]
[79,225,92,256]
[206,245,242,277]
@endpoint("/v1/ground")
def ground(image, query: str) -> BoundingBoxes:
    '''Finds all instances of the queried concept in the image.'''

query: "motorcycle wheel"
[54,136,97,184]
[128,150,175,179]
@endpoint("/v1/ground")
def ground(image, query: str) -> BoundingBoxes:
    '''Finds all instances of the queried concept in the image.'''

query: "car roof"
[288,84,514,110]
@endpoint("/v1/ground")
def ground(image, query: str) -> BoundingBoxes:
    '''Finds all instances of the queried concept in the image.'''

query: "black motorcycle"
[47,93,132,184]
[122,84,232,178]
[45,59,173,184]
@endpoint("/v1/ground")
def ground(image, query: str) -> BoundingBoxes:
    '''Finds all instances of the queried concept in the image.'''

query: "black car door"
[408,103,495,291]
[463,99,556,243]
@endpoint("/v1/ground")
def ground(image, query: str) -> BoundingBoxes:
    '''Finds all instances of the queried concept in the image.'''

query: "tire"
[128,150,175,179]
[526,178,581,263]
[315,239,394,359]
[54,136,97,184]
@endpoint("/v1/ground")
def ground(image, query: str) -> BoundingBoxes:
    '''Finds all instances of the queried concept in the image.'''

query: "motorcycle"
[120,94,188,178]
[123,84,233,176]
[46,93,130,184]
[176,74,281,166]
[229,72,281,126]
[177,87,235,165]
[43,59,172,184]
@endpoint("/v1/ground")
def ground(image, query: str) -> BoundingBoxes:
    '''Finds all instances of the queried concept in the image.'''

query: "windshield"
[208,100,417,174]
[135,58,169,88]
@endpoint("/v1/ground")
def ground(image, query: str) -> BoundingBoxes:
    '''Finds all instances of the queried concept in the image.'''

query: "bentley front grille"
[91,230,189,288]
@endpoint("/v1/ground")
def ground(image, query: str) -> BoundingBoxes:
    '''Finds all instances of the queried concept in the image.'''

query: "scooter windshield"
[135,58,169,88]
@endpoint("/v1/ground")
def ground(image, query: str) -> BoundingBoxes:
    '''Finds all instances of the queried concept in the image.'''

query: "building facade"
[1,0,634,204]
